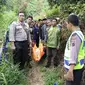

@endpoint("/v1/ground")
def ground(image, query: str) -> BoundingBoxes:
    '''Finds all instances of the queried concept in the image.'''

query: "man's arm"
[10,41,15,50]
[70,34,81,64]
[9,22,16,49]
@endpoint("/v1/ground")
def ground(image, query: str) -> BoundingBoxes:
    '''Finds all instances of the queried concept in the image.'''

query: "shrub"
[0,61,27,85]
[0,11,17,40]
[41,66,64,85]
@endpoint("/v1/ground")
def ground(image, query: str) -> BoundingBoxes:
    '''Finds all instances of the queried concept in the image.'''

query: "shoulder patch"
[72,42,75,46]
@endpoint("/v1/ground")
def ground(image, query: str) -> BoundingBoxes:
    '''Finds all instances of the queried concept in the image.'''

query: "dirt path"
[28,61,44,85]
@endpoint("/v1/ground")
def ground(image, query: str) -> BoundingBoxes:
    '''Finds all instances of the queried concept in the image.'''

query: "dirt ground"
[28,61,44,85]
[27,58,85,85]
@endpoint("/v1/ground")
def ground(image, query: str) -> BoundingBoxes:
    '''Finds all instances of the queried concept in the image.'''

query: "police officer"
[9,11,31,69]
[64,14,84,85]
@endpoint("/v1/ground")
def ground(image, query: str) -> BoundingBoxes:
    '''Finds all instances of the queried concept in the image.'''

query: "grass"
[40,65,65,85]
[0,46,28,85]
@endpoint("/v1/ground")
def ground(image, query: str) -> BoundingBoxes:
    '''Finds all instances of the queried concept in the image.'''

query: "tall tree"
[6,0,49,17]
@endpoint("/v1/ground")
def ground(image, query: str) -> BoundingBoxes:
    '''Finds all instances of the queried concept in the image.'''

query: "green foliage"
[6,0,27,11]
[5,0,49,18]
[0,11,17,40]
[26,0,49,18]
[0,62,27,85]
[0,0,6,11]
[46,3,85,19]
[0,42,27,85]
[0,11,17,29]
[46,5,61,18]
[48,0,85,7]
[41,66,64,85]
[60,29,71,53]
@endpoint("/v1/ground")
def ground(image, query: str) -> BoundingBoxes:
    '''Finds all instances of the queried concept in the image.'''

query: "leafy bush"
[0,11,17,40]
[46,3,85,20]
[0,61,27,85]
[41,66,64,85]
[46,5,61,18]
[60,29,71,53]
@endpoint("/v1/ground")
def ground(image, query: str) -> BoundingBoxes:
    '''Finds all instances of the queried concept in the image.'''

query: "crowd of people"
[8,11,85,85]
[9,11,63,69]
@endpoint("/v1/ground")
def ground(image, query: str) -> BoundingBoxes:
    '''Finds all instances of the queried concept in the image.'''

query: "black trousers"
[66,68,84,85]
[13,40,29,69]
